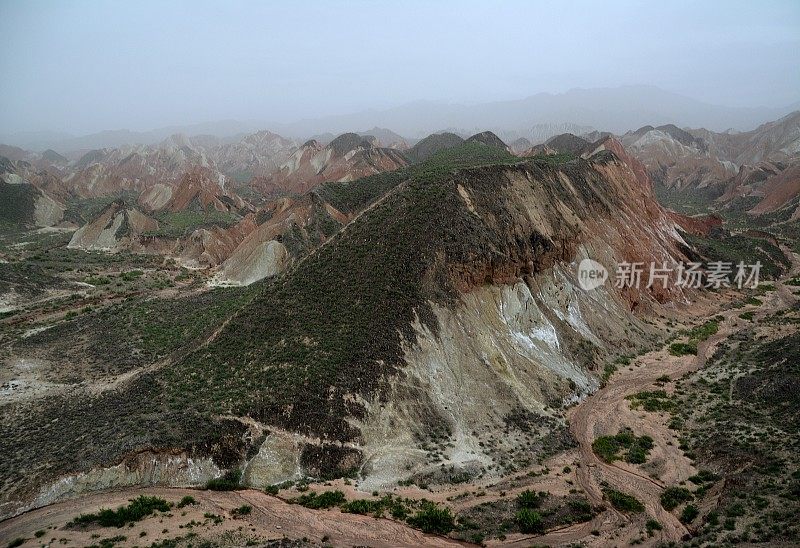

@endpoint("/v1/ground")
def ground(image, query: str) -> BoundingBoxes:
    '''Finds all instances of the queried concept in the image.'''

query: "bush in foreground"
[680,504,699,523]
[205,469,242,491]
[406,502,455,534]
[603,488,644,513]
[669,342,698,356]
[294,490,346,509]
[660,487,694,510]
[592,428,654,463]
[176,495,197,508]
[516,489,546,509]
[646,518,663,536]
[231,504,252,517]
[516,508,545,534]
[72,496,170,528]
[341,498,382,515]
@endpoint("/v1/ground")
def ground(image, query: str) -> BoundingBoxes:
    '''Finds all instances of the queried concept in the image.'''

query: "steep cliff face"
[354,266,648,490]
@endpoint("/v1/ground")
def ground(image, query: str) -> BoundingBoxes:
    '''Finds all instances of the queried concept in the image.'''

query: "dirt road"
[530,252,800,546]
[0,487,465,548]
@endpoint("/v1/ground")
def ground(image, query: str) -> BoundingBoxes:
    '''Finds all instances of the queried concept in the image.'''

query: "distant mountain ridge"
[4,86,798,152]
[1,121,265,154]
[273,86,799,139]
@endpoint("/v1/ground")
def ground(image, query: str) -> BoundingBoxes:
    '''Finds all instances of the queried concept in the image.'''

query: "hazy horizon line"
[4,84,800,141]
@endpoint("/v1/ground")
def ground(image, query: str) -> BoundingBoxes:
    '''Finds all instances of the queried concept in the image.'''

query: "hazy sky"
[1,0,798,135]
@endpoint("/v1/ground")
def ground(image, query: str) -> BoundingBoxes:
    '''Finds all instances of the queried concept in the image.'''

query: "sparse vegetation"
[626,390,676,413]
[205,469,243,491]
[654,182,723,216]
[592,428,654,463]
[515,508,544,534]
[660,486,694,510]
[406,502,455,534]
[667,326,800,545]
[71,496,171,528]
[294,490,346,509]
[231,504,252,517]
[683,232,789,280]
[451,494,594,542]
[669,341,698,356]
[603,488,644,513]
[176,495,197,508]
[680,504,699,523]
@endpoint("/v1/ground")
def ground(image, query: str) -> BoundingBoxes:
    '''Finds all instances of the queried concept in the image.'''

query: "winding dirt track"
[0,487,466,548]
[565,326,726,540]
[525,249,800,547]
[519,331,727,546]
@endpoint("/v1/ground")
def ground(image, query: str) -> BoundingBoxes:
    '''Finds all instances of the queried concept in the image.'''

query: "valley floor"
[0,487,465,548]
[529,282,796,546]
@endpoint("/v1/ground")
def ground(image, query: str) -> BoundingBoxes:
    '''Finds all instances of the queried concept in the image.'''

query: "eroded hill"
[0,142,698,519]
